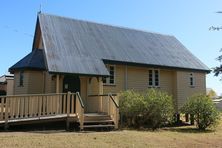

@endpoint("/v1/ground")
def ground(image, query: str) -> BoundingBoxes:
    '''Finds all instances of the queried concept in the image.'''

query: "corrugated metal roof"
[9,49,46,72]
[38,13,210,74]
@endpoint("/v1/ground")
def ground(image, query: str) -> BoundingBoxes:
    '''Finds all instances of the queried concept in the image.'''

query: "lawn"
[0,122,222,148]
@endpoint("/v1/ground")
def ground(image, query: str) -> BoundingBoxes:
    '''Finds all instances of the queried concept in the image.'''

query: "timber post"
[56,75,60,93]
[4,97,9,131]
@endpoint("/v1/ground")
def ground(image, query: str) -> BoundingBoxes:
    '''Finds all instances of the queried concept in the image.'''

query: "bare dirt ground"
[0,122,222,148]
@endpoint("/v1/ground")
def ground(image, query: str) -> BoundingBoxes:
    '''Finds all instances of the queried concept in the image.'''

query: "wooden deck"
[0,114,78,126]
[0,92,119,130]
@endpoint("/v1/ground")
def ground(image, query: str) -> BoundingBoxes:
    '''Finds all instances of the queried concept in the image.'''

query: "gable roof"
[9,49,46,73]
[37,13,210,75]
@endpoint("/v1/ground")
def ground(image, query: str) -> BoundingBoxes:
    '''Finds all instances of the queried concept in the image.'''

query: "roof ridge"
[38,13,174,38]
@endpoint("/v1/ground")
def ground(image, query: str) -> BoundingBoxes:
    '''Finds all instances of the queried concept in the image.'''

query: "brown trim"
[49,71,110,77]
[103,84,116,87]
[88,94,117,97]
[103,59,211,73]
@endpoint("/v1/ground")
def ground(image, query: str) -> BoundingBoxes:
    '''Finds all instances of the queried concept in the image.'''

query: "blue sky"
[0,0,222,94]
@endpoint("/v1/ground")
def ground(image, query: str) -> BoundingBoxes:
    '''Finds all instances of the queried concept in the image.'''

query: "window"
[148,69,159,87]
[19,71,24,87]
[154,70,159,86]
[148,70,153,86]
[103,65,115,85]
[189,73,194,87]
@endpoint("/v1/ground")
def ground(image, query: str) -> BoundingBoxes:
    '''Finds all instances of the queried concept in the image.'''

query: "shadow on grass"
[119,122,216,134]
[162,127,215,133]
[0,121,82,134]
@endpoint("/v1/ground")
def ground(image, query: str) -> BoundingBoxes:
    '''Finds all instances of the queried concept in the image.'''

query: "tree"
[213,49,222,77]
[207,88,217,98]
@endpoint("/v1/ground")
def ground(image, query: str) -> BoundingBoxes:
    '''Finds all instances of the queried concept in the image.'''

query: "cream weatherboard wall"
[103,65,125,94]
[103,65,206,111]
[14,70,44,94]
[6,79,14,95]
[175,71,206,110]
[13,65,207,111]
[103,65,176,95]
[14,71,60,95]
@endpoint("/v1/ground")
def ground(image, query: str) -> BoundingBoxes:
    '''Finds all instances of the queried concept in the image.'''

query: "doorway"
[63,75,80,93]
[63,75,81,113]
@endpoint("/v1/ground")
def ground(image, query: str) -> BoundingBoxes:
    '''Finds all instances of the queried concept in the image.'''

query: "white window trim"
[103,65,116,86]
[148,69,160,87]
[189,73,195,87]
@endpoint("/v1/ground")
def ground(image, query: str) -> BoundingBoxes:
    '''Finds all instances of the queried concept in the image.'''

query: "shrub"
[119,89,174,130]
[181,94,220,130]
[143,89,174,129]
[119,90,145,127]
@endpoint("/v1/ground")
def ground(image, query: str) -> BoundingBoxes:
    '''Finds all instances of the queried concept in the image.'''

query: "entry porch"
[0,92,119,130]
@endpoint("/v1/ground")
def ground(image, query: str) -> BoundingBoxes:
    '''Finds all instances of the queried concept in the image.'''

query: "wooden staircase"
[83,113,115,130]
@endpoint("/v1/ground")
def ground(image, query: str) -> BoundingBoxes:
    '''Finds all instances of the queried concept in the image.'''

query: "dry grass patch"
[0,121,222,148]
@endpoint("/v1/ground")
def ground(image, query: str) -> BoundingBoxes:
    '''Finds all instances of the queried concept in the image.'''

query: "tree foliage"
[207,89,217,98]
[119,89,174,130]
[181,94,220,130]
[213,49,222,77]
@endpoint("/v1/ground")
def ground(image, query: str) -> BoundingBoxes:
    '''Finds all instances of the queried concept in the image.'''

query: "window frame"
[148,69,160,87]
[103,65,116,86]
[19,70,24,87]
[189,73,195,87]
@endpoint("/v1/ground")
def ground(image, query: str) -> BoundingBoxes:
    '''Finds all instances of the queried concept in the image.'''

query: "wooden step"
[82,113,115,130]
[84,120,114,124]
[84,114,112,121]
[84,117,111,121]
[84,113,108,116]
[83,124,115,128]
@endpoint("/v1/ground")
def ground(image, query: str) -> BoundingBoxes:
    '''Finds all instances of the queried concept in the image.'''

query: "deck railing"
[76,92,84,130]
[0,92,85,128]
[88,94,119,129]
[108,94,119,129]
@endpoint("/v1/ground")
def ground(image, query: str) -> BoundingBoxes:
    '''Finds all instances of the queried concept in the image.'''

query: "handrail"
[6,93,68,98]
[88,94,117,97]
[108,93,119,108]
[76,92,84,108]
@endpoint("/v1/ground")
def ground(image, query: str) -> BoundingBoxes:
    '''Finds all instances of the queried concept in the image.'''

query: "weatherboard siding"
[176,71,206,109]
[14,71,44,95]
[87,77,103,112]
[127,66,148,91]
[103,65,125,94]
[44,72,56,93]
[14,71,29,95]
[159,70,174,95]
[27,71,44,94]
[6,79,14,95]
[103,65,175,94]
[102,65,206,111]
[80,76,87,105]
